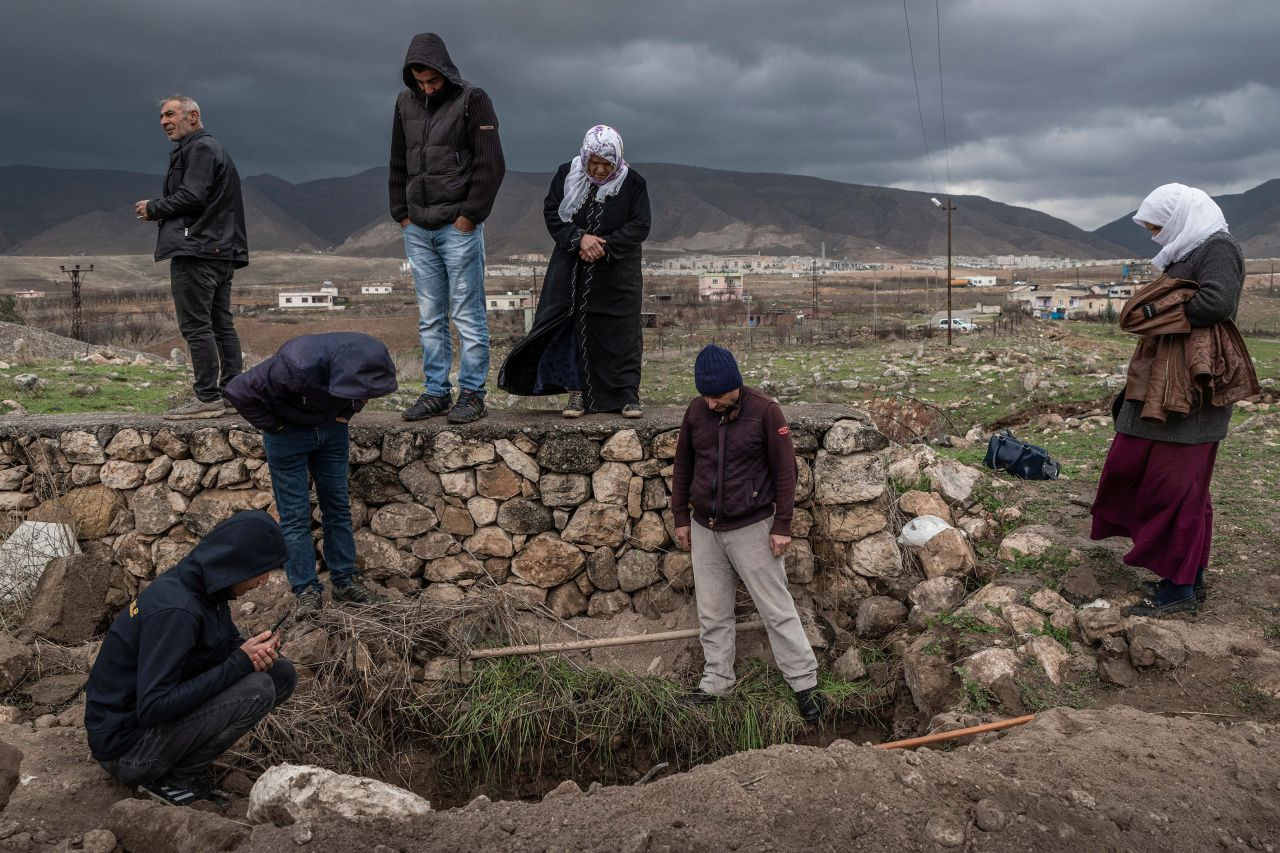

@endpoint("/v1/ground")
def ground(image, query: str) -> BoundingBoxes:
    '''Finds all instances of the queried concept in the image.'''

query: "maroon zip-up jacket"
[671,386,796,536]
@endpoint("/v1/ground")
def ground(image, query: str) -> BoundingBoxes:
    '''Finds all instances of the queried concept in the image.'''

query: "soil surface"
[2,705,1277,851]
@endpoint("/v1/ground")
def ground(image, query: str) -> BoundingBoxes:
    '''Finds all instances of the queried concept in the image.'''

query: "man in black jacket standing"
[86,511,294,806]
[391,33,505,425]
[135,94,247,420]
[223,333,398,614]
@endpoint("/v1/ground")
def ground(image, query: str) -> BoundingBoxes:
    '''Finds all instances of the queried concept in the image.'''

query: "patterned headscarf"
[557,125,630,222]
[1133,183,1229,271]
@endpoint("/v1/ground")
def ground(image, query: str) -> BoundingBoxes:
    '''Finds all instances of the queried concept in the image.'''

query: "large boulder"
[428,432,495,472]
[617,550,661,593]
[903,630,959,716]
[536,435,600,474]
[813,505,887,542]
[19,551,113,644]
[538,473,592,507]
[561,502,628,548]
[494,439,540,482]
[822,419,890,454]
[917,528,977,579]
[601,430,645,462]
[109,799,248,852]
[369,503,438,538]
[0,633,35,693]
[183,489,258,537]
[350,463,407,504]
[129,482,180,535]
[924,458,982,505]
[812,451,886,504]
[248,763,432,825]
[997,525,1056,562]
[496,498,555,535]
[1128,621,1187,670]
[188,428,234,464]
[27,484,125,539]
[0,739,21,812]
[511,535,585,588]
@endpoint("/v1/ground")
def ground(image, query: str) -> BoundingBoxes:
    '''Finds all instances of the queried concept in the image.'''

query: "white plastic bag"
[896,515,954,548]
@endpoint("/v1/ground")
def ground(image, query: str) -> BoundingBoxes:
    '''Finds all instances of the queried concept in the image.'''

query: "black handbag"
[983,429,1060,480]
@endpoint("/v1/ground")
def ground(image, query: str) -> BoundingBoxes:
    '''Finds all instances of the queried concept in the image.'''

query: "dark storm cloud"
[2,0,1277,228]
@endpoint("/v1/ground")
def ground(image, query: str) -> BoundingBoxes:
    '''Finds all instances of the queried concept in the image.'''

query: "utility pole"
[810,259,818,318]
[58,263,93,341]
[932,198,956,346]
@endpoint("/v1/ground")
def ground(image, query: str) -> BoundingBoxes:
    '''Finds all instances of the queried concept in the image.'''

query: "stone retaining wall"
[0,407,914,628]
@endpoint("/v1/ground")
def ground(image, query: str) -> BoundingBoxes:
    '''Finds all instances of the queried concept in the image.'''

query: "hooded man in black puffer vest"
[391,33,506,426]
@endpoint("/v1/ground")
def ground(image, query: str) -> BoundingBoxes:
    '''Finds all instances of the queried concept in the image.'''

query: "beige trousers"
[690,518,818,693]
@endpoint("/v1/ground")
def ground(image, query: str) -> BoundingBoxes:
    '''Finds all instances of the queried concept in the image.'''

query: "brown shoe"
[163,399,225,420]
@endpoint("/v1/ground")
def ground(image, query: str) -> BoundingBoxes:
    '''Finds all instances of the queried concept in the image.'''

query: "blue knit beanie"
[694,344,742,396]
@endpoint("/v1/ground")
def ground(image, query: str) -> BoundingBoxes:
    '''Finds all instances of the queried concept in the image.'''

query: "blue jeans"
[101,661,295,787]
[403,222,489,397]
[262,423,357,593]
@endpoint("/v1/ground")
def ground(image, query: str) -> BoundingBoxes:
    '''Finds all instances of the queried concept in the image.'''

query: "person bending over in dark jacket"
[86,511,293,807]
[670,344,823,722]
[223,333,398,614]
[135,94,247,421]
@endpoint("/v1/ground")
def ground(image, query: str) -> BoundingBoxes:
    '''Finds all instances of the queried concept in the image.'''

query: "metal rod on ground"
[872,714,1036,750]
[467,620,767,660]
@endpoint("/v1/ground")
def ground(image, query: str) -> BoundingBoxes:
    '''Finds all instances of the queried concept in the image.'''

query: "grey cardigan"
[1114,231,1245,444]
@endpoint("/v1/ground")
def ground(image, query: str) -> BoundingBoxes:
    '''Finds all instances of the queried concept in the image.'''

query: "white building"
[13,290,44,299]
[486,291,534,311]
[698,273,744,302]
[278,290,345,310]
[361,285,394,295]
[965,275,997,287]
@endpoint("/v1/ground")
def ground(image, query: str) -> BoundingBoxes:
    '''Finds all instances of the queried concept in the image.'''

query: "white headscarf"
[1133,183,1229,271]
[557,125,630,222]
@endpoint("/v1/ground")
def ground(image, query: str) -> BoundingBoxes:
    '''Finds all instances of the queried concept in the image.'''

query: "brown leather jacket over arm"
[1119,275,1260,423]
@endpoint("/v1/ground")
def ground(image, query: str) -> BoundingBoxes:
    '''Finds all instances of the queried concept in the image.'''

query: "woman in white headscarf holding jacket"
[499,125,651,418]
[1091,183,1257,618]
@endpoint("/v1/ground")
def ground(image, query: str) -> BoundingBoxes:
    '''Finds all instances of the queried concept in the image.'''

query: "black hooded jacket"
[85,511,287,760]
[146,128,249,268]
[223,332,398,432]
[389,33,506,229]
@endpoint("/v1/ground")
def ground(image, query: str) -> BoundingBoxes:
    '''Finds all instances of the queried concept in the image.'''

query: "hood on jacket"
[170,510,286,600]
[326,333,398,399]
[403,33,463,93]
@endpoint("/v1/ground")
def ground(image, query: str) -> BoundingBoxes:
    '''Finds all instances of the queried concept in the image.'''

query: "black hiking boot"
[447,389,486,424]
[188,772,232,809]
[139,780,200,807]
[678,688,720,707]
[332,579,385,605]
[1124,582,1200,619]
[402,392,452,421]
[1142,568,1206,604]
[295,586,323,618]
[795,687,824,723]
[562,391,585,419]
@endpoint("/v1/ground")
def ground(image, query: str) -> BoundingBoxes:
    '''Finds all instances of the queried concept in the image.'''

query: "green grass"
[0,362,192,414]
[1003,545,1075,585]
[414,656,888,793]
[928,609,1000,635]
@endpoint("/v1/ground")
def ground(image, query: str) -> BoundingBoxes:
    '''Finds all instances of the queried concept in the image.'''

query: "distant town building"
[278,284,345,310]
[12,290,44,299]
[486,291,534,311]
[698,273,744,302]
[361,284,394,295]
[1005,281,1138,319]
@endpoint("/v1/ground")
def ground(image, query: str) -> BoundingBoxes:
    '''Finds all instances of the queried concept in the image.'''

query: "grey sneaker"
[622,402,643,419]
[402,392,452,421]
[562,391,585,419]
[162,399,225,420]
[447,390,487,424]
[296,586,323,617]
[332,579,385,605]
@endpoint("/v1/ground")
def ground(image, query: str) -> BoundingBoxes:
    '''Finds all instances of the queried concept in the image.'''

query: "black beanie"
[694,344,742,396]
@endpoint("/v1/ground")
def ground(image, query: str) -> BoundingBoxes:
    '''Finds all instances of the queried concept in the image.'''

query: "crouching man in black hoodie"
[86,511,294,807]
[223,332,398,615]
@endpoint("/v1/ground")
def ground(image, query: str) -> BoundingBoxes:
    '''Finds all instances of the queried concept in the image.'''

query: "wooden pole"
[467,620,767,660]
[872,713,1036,750]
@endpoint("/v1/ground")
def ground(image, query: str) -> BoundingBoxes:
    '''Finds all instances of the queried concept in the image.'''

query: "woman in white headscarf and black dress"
[1090,183,1250,618]
[499,125,651,418]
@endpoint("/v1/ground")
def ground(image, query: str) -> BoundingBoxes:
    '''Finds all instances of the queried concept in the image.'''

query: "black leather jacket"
[146,129,248,267]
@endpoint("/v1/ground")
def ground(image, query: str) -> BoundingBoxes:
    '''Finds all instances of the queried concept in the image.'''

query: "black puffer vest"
[396,85,476,229]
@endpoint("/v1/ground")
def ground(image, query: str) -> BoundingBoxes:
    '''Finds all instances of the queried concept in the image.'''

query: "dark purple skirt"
[1090,433,1217,585]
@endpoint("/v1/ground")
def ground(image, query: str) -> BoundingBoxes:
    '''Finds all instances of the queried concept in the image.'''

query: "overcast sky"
[3,0,1278,229]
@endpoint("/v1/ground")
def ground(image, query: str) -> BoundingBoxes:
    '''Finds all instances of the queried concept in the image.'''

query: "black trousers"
[170,256,243,402]
[100,660,296,787]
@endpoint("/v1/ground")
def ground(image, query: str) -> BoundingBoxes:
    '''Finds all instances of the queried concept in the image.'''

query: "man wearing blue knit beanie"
[671,344,822,722]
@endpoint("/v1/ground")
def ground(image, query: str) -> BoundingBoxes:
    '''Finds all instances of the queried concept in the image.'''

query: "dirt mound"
[231,705,1279,852]
[0,321,152,362]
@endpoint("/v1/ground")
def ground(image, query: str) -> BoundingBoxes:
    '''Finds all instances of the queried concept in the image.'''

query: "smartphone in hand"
[268,611,290,648]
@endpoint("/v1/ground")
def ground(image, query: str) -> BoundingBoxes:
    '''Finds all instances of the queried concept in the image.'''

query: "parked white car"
[937,318,977,332]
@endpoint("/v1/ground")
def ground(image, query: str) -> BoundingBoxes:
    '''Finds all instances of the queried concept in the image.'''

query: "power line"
[902,0,938,194]
[935,0,953,195]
